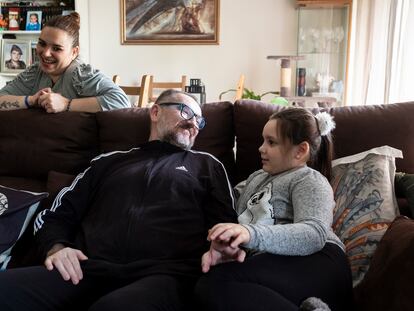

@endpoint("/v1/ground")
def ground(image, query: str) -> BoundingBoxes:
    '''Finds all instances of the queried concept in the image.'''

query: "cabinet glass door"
[296,6,350,105]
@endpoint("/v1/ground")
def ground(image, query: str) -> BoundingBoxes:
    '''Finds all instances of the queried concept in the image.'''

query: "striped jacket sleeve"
[34,166,93,259]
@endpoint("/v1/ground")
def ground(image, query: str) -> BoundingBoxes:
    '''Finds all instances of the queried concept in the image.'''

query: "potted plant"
[219,88,289,106]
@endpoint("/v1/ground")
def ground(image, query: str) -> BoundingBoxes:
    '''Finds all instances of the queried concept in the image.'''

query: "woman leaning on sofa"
[0,12,129,113]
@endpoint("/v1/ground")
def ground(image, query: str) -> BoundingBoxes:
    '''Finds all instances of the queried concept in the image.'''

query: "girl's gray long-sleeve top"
[236,166,344,256]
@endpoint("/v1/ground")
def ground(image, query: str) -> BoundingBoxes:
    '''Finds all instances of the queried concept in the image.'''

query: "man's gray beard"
[160,131,193,150]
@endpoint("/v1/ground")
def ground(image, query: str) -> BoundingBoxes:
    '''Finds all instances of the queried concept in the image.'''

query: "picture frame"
[31,41,40,64]
[121,0,220,45]
[8,7,20,31]
[26,11,42,31]
[1,40,31,73]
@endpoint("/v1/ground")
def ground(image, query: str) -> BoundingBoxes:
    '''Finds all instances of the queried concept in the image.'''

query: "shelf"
[298,51,341,55]
[0,72,19,77]
[0,31,41,35]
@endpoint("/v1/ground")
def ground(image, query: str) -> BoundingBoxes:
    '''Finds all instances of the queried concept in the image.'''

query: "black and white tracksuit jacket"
[34,140,237,279]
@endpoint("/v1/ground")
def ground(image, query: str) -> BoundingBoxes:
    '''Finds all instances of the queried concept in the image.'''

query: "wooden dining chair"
[147,75,187,103]
[112,74,151,107]
[235,74,245,101]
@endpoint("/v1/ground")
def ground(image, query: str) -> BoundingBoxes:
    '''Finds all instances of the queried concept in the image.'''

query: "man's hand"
[201,222,250,273]
[208,223,251,248]
[201,240,246,273]
[44,243,88,285]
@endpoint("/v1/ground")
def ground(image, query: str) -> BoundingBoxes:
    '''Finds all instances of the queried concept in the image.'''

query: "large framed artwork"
[121,0,220,45]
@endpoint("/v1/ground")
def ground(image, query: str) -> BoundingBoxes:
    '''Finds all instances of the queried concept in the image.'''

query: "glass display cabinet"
[295,0,352,105]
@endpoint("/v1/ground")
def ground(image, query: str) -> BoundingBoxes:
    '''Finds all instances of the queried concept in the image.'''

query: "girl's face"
[259,119,302,175]
[36,27,79,82]
[30,15,38,23]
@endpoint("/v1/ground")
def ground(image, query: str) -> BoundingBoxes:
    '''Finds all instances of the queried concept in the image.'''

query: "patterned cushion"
[0,185,47,269]
[330,146,402,286]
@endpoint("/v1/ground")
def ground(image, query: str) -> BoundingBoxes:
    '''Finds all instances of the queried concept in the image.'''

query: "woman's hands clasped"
[38,89,71,113]
[44,243,88,285]
[27,88,70,113]
[201,223,251,273]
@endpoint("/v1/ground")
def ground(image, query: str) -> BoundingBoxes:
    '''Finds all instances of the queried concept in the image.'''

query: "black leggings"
[0,266,194,311]
[195,243,353,311]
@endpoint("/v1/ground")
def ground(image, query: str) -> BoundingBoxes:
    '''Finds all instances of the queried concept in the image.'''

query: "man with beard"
[0,89,237,311]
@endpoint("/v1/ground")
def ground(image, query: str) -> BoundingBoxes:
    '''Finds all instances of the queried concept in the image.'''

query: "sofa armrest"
[353,216,414,311]
[395,172,414,217]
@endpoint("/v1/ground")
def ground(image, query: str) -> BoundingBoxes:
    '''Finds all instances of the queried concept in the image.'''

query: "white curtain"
[346,0,414,105]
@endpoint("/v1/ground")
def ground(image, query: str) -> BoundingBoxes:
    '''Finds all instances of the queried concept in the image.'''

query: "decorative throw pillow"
[0,185,47,269]
[330,146,403,287]
[353,216,414,311]
[7,171,76,269]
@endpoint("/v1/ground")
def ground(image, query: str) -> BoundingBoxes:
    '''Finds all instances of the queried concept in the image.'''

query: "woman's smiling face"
[36,26,79,82]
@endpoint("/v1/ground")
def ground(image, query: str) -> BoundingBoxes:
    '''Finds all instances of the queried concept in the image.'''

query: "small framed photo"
[8,7,20,31]
[1,39,31,73]
[26,11,42,31]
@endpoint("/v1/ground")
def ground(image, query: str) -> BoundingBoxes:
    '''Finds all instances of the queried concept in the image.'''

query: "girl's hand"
[208,223,251,248]
[201,240,246,273]
[38,92,70,113]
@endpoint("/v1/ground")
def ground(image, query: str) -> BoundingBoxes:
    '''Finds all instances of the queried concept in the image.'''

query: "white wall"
[87,0,298,103]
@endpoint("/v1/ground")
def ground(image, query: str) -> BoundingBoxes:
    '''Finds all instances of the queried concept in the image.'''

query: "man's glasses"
[158,102,206,130]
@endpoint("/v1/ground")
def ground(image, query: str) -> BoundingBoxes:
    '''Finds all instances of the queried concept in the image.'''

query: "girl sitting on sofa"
[195,108,353,311]
[0,12,129,113]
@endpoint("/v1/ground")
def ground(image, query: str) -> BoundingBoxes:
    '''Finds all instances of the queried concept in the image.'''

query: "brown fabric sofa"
[1,100,413,310]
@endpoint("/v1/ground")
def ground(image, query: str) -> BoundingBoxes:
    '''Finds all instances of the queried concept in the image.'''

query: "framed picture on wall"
[26,11,42,31]
[121,0,220,45]
[1,40,31,73]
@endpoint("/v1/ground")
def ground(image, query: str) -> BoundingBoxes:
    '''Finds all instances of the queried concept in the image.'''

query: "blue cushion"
[0,185,47,269]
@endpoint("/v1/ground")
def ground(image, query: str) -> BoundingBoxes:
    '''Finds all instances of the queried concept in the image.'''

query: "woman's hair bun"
[69,12,80,27]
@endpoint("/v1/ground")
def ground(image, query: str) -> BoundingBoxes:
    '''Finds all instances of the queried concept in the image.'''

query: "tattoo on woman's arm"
[0,101,20,109]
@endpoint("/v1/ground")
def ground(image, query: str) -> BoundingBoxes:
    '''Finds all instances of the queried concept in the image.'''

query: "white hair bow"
[315,112,335,136]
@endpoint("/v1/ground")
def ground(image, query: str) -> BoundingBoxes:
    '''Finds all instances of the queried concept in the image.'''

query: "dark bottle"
[297,68,306,96]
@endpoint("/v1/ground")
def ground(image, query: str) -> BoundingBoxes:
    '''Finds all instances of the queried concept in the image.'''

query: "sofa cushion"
[0,176,46,193]
[233,100,325,184]
[96,108,151,153]
[234,101,414,184]
[193,102,236,184]
[97,102,236,184]
[329,102,414,174]
[0,109,99,179]
[0,185,47,269]
[331,146,402,286]
[353,216,414,311]
[233,100,281,184]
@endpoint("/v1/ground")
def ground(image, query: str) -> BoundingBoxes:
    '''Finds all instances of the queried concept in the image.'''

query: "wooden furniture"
[148,75,187,103]
[286,96,337,108]
[295,0,353,105]
[296,0,351,7]
[112,74,151,107]
[235,74,245,101]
